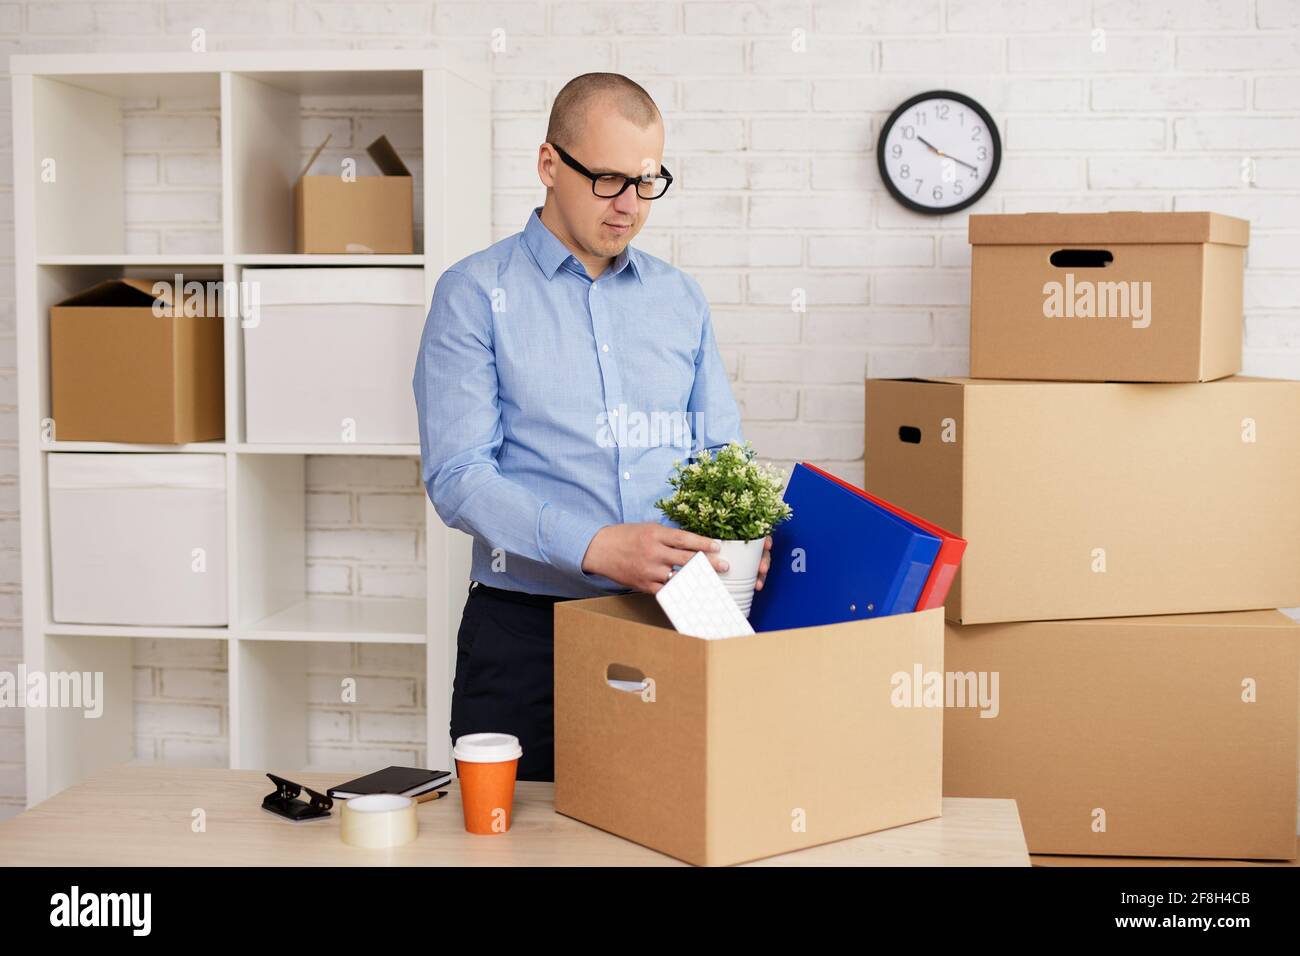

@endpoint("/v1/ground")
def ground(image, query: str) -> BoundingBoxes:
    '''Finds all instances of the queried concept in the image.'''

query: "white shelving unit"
[11,51,487,804]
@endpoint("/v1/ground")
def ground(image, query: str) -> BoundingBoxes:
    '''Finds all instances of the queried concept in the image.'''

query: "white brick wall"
[133,638,230,766]
[304,455,426,602]
[2,1,1299,823]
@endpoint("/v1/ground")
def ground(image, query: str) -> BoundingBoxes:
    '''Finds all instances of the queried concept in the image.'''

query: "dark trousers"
[448,581,573,782]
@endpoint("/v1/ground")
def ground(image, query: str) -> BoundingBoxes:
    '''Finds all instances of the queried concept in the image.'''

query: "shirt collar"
[522,205,643,285]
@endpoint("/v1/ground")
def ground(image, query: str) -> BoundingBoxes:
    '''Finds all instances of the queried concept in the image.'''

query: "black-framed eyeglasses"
[549,142,673,200]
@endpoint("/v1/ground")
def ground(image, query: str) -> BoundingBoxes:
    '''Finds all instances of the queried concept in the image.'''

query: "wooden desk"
[0,767,1030,866]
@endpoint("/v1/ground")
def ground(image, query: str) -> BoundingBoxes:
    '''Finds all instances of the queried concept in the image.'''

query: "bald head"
[546,73,662,150]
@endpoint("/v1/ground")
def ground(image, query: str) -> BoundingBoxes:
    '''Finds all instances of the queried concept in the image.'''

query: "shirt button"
[622,471,631,480]
[601,343,610,353]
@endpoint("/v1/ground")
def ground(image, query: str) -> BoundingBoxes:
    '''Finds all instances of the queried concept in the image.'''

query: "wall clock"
[877,90,1000,215]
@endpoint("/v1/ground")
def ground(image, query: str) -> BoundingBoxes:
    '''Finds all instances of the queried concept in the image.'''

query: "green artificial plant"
[655,440,793,541]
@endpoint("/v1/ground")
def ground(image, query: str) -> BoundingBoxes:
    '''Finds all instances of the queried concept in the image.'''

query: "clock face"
[877,91,1000,215]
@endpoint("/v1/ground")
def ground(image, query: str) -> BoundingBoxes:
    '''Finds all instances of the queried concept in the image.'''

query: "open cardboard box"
[49,277,224,444]
[554,593,944,866]
[294,134,414,254]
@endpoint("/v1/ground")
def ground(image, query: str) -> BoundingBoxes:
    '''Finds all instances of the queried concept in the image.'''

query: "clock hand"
[916,135,979,172]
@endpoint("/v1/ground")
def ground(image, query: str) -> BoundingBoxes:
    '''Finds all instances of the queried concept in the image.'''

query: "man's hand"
[755,534,773,591]
[582,524,774,595]
[582,524,725,593]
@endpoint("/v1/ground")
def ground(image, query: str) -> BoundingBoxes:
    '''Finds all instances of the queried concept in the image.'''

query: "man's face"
[542,104,665,261]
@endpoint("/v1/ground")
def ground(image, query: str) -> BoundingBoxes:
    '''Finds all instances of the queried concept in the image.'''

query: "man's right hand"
[581,523,728,594]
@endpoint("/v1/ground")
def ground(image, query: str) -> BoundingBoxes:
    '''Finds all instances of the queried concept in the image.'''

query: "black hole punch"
[263,772,333,822]
[899,426,922,444]
[1049,249,1114,268]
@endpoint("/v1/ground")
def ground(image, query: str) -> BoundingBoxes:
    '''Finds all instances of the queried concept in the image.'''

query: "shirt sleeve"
[687,296,745,456]
[656,294,747,533]
[413,268,606,580]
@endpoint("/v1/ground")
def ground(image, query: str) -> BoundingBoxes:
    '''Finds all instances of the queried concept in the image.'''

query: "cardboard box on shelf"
[49,277,224,444]
[864,376,1300,625]
[294,134,414,254]
[969,211,1248,383]
[554,594,943,866]
[944,610,1300,860]
[242,267,424,444]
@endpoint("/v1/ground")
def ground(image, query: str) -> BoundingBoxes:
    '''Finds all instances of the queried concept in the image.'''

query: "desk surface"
[0,767,1030,867]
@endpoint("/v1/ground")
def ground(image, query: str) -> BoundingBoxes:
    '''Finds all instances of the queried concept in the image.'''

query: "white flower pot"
[714,538,766,617]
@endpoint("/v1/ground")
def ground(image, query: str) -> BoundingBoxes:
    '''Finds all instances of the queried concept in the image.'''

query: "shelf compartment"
[47,452,229,628]
[239,265,425,445]
[230,635,427,772]
[228,70,423,256]
[31,73,223,258]
[240,596,426,644]
[233,453,428,638]
[37,263,227,444]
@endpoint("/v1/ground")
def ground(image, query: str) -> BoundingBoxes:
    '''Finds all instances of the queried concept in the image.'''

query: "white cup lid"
[453,732,523,763]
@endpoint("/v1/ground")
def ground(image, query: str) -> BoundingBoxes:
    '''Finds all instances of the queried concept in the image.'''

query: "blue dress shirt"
[413,205,745,598]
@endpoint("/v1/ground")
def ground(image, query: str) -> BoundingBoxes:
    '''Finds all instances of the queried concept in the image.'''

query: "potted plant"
[655,440,793,616]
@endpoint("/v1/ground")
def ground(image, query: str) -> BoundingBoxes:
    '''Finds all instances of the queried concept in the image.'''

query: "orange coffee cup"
[453,732,522,835]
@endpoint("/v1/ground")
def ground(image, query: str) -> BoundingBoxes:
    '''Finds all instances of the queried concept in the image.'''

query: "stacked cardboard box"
[864,212,1300,861]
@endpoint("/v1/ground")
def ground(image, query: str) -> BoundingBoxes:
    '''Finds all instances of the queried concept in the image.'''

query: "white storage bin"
[243,268,425,444]
[48,454,227,626]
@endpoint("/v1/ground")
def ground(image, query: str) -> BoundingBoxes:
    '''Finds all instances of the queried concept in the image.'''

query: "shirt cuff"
[540,505,607,581]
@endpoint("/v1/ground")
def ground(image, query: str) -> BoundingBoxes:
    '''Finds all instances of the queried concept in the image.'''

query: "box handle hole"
[1049,249,1113,268]
[606,662,647,693]
[898,426,922,444]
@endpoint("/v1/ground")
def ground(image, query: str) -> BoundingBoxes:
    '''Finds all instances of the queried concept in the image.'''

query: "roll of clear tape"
[340,794,418,848]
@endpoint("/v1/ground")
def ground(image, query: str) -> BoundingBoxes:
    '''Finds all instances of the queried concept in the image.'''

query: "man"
[413,73,770,782]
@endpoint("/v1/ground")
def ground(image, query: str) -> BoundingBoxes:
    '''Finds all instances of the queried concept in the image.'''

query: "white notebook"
[654,551,756,640]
